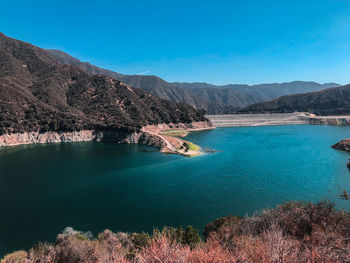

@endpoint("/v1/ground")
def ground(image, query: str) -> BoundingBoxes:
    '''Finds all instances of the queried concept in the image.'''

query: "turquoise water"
[1,125,350,256]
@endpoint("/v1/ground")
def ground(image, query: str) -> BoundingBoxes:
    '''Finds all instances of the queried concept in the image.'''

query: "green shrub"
[184,226,201,247]
[158,226,201,247]
[129,232,151,248]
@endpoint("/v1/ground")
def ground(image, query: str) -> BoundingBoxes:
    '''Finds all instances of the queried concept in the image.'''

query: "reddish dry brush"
[205,201,350,263]
[136,234,190,263]
[2,201,350,263]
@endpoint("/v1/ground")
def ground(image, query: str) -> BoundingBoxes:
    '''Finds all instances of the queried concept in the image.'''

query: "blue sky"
[2,0,350,85]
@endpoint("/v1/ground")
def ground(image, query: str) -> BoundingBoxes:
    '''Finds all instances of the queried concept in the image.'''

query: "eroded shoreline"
[0,121,214,157]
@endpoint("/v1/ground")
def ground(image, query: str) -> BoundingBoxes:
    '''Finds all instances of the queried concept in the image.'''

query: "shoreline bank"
[0,121,214,157]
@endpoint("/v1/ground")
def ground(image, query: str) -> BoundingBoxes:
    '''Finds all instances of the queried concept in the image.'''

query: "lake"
[1,125,350,256]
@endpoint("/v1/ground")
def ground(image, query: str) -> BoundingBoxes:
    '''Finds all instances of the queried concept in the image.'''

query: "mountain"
[173,81,340,107]
[46,49,236,114]
[239,84,350,115]
[0,33,207,135]
[46,50,340,115]
[47,50,192,103]
[46,50,277,114]
[172,84,265,109]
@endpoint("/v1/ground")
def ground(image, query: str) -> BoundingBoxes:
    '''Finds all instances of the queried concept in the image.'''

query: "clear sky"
[2,0,350,85]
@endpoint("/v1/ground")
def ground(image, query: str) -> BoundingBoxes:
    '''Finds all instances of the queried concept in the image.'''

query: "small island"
[332,138,350,152]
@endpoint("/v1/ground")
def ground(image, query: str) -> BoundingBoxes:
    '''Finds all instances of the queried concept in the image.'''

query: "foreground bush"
[2,201,350,263]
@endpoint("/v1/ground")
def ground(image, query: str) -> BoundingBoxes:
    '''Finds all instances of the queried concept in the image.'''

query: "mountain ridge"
[46,49,235,114]
[46,49,339,114]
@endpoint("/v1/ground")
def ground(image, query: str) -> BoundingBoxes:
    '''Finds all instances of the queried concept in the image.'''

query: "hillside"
[0,33,207,135]
[46,50,199,106]
[46,50,340,114]
[239,84,350,115]
[46,49,235,114]
[49,50,339,114]
[176,85,265,108]
[173,81,340,107]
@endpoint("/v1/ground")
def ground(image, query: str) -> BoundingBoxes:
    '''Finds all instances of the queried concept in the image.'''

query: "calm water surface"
[1,125,350,255]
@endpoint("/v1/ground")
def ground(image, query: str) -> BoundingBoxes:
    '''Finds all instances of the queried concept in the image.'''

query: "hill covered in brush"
[240,84,350,115]
[0,33,207,135]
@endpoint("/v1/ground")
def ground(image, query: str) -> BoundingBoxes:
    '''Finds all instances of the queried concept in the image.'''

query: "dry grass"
[2,201,350,263]
[160,130,188,137]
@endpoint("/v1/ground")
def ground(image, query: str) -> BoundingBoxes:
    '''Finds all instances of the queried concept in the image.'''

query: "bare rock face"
[0,130,95,147]
[332,139,350,152]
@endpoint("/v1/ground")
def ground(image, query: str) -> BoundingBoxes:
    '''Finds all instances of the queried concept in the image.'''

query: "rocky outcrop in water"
[332,139,350,152]
[330,138,350,169]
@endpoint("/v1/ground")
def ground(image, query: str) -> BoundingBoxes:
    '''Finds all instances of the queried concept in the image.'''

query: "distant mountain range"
[0,33,206,135]
[173,81,340,105]
[46,49,339,114]
[239,84,350,115]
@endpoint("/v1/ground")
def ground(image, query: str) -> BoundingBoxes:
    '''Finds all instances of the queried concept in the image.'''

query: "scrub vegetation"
[2,201,349,263]
[186,142,200,152]
[178,142,200,153]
